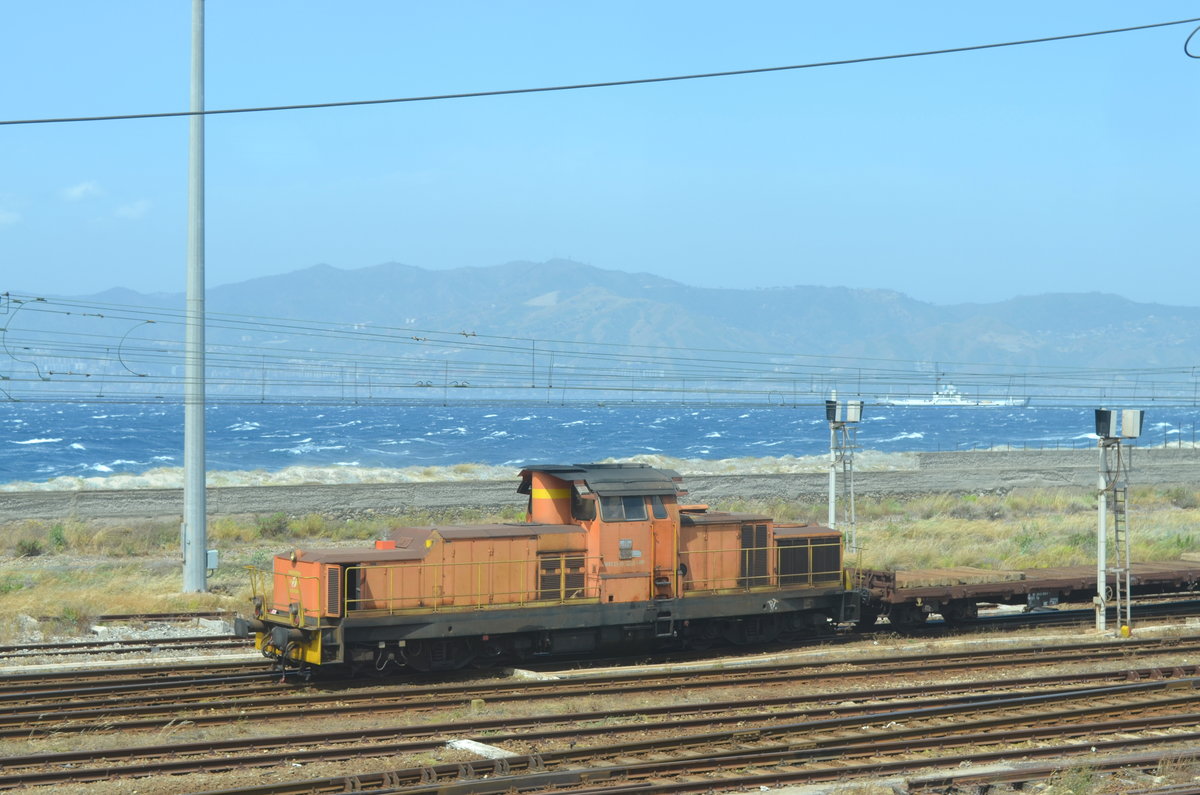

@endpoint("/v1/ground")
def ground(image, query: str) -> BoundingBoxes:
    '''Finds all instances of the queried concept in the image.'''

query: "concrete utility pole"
[182,0,208,593]
[1093,408,1142,635]
[825,395,864,555]
[827,392,837,530]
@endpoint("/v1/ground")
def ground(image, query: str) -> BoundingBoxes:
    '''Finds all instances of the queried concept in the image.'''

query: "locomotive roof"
[522,463,683,497]
[679,510,772,526]
[435,523,581,539]
[297,523,583,564]
[296,548,429,563]
[774,522,839,538]
[383,523,580,545]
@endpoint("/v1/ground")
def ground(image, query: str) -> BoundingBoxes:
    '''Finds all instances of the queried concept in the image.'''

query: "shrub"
[0,576,27,595]
[48,523,68,551]
[290,513,327,536]
[211,516,256,543]
[255,512,290,538]
[15,538,45,557]
[1164,486,1200,510]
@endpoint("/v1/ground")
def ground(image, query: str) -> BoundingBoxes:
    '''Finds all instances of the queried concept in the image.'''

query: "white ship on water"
[882,384,1031,408]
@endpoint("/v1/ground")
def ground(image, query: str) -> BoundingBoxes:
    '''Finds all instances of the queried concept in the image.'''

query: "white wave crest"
[879,432,925,443]
[0,451,921,492]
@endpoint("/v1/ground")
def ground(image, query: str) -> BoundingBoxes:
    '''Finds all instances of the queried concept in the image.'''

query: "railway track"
[9,674,1196,793]
[6,634,1200,738]
[0,634,250,661]
[0,659,266,690]
[3,609,1200,792]
[184,679,1200,795]
[3,634,1200,790]
[32,610,233,623]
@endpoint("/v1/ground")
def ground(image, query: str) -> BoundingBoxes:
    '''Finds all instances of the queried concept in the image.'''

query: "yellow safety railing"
[246,566,269,603]
[341,553,602,616]
[679,540,843,593]
[245,565,323,626]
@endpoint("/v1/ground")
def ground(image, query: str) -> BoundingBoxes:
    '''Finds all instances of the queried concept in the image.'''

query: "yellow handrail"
[679,541,842,593]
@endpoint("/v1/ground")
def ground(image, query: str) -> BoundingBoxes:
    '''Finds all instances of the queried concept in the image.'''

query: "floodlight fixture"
[826,399,864,424]
[1095,408,1145,440]
[1121,409,1144,439]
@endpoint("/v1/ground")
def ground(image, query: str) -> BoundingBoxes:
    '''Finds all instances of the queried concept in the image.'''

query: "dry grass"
[2,487,1198,641]
[721,486,1200,571]
[0,505,522,640]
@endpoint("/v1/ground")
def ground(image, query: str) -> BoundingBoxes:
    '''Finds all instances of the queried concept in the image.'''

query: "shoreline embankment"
[2,448,1198,524]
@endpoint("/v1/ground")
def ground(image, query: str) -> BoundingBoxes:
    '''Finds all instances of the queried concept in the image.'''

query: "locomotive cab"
[519,463,684,603]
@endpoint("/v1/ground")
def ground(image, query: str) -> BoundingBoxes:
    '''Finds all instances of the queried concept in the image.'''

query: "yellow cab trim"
[532,487,571,500]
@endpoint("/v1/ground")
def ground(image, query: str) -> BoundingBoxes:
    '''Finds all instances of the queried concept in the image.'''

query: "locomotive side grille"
[563,555,585,597]
[811,541,842,585]
[326,566,341,615]
[739,524,769,588]
[539,554,586,601]
[777,538,810,585]
[778,537,843,586]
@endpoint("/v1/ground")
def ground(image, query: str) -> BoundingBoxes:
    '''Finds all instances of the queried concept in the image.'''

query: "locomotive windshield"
[599,495,649,522]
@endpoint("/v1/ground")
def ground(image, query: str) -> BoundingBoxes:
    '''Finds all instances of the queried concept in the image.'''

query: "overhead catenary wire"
[2,17,1199,127]
[6,292,1177,378]
[2,293,1197,406]
[7,293,1190,384]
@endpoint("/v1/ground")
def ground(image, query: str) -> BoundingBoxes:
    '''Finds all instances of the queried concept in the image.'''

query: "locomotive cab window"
[599,495,649,522]
[571,490,596,521]
[650,495,668,519]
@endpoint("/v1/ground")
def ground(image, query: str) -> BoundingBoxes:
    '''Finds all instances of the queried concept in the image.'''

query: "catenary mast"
[183,0,207,592]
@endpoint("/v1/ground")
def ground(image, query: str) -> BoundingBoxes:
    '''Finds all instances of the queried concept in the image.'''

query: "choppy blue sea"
[2,402,1198,489]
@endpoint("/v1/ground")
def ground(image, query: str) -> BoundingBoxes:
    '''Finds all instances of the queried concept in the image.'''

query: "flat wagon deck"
[857,559,1200,628]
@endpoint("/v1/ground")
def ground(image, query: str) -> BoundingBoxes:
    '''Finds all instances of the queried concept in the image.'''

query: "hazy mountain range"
[9,259,1198,404]
[87,258,1199,369]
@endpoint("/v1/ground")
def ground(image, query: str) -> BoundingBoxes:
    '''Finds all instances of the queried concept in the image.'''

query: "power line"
[3,18,1198,127]
[4,293,1199,406]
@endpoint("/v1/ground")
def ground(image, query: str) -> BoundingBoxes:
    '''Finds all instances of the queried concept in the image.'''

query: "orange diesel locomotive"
[235,463,857,672]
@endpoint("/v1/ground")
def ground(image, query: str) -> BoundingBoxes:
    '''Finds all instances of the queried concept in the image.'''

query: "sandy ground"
[2,448,1198,523]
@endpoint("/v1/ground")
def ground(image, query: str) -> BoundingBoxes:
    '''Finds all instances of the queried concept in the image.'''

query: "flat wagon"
[858,561,1200,629]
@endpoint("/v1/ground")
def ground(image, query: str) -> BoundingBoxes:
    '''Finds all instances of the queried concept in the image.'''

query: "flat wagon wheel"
[886,603,928,632]
[939,599,978,626]
[855,605,881,631]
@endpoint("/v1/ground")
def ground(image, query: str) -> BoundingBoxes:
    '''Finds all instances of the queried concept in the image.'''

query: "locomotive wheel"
[808,611,834,637]
[470,641,506,669]
[684,622,720,650]
[887,604,928,631]
[723,616,781,646]
[401,639,477,672]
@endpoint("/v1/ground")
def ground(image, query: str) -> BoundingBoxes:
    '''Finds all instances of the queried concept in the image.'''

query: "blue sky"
[3,2,1199,306]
